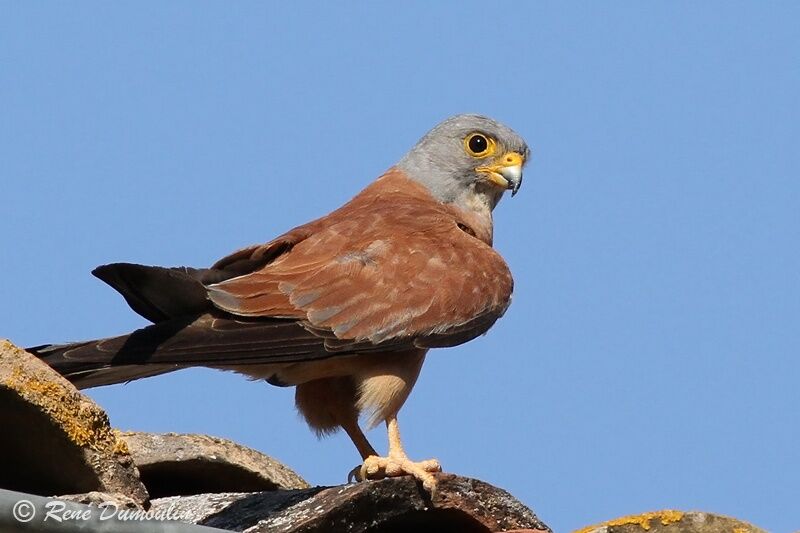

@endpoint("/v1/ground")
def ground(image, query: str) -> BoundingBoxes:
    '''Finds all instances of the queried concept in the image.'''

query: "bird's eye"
[464,133,495,158]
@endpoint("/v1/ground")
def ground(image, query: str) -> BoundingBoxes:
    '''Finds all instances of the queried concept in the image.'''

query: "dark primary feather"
[92,264,212,323]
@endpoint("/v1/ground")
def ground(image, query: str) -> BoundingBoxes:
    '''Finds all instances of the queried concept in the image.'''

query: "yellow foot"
[351,455,441,494]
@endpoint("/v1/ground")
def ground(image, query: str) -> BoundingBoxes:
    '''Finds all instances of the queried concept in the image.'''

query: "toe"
[359,455,386,481]
[418,458,441,472]
[423,476,438,498]
[384,460,406,477]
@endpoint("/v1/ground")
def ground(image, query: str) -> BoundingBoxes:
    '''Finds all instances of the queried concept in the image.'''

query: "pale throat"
[450,186,500,245]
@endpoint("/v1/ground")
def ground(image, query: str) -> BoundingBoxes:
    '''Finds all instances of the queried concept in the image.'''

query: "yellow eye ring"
[464,133,496,158]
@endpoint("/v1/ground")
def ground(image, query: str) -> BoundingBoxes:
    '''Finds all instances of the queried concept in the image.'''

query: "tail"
[26,262,215,388]
[28,338,181,389]
[27,312,332,390]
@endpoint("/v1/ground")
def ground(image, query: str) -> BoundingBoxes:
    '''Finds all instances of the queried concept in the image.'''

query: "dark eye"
[464,133,495,157]
[469,135,487,153]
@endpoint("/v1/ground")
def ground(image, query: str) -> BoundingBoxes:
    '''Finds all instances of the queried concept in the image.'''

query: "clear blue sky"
[2,3,798,532]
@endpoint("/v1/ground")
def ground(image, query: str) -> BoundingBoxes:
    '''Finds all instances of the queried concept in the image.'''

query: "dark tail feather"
[27,315,202,388]
[27,340,180,389]
[26,314,334,389]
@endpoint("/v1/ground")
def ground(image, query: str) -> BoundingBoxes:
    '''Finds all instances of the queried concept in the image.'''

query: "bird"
[30,114,530,494]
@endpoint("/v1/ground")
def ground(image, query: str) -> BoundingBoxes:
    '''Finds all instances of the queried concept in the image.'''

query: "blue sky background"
[2,3,798,532]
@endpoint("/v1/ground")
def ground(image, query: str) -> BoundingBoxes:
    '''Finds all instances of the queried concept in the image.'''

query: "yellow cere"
[501,151,525,167]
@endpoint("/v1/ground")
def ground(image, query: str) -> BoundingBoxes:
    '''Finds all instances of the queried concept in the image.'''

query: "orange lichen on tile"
[111,429,131,455]
[1,342,122,454]
[574,510,685,533]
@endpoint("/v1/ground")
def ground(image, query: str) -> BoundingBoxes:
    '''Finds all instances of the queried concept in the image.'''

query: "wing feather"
[208,172,514,351]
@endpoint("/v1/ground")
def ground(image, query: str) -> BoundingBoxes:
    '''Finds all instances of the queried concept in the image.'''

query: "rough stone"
[57,490,141,510]
[0,339,148,505]
[150,474,551,533]
[120,431,309,498]
[573,510,768,533]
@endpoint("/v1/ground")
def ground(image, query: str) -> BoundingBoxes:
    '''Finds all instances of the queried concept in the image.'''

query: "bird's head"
[397,114,530,210]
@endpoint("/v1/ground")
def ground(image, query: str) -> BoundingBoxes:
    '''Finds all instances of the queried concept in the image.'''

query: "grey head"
[396,114,530,211]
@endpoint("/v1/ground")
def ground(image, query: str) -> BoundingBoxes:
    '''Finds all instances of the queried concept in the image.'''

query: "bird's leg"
[343,419,378,460]
[342,419,380,483]
[358,416,441,493]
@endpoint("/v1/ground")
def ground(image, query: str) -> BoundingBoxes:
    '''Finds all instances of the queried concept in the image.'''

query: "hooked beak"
[476,151,525,196]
